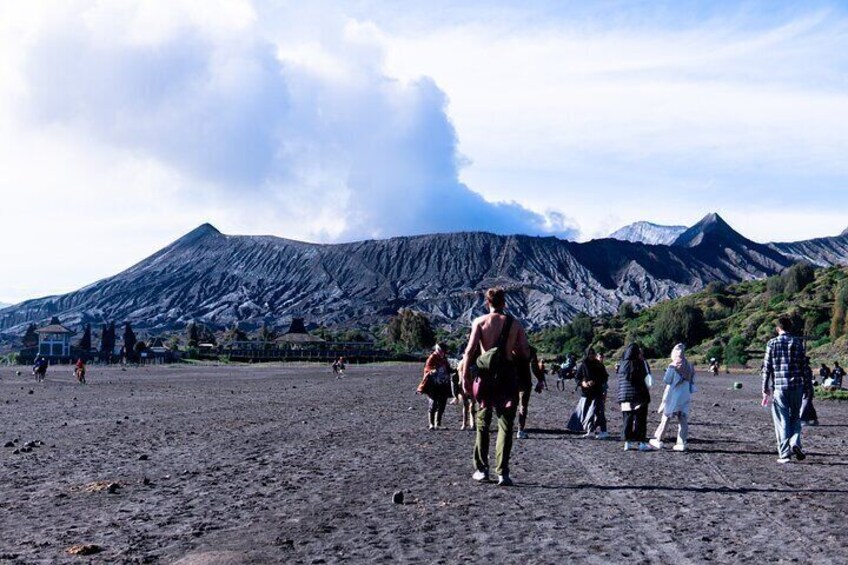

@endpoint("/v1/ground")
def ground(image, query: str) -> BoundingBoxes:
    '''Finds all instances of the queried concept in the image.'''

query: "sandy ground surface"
[0,362,846,564]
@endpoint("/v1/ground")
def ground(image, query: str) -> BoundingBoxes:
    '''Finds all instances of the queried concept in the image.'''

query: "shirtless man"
[460,287,530,486]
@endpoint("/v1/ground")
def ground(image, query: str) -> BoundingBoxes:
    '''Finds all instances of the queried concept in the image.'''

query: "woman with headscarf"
[417,343,453,430]
[649,343,696,451]
[617,343,655,451]
[566,347,609,438]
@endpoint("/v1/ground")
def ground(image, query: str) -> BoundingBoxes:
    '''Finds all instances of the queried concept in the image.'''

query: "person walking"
[800,356,819,427]
[617,344,656,451]
[649,344,696,451]
[417,344,453,430]
[461,287,530,486]
[567,347,609,438]
[516,346,546,439]
[762,316,812,464]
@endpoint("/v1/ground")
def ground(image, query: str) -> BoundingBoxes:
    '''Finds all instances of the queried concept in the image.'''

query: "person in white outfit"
[649,343,696,451]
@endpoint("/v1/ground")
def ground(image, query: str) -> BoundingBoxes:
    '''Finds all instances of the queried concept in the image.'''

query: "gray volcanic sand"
[0,363,846,564]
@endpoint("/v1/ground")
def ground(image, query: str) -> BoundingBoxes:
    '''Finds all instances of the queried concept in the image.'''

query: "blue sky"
[0,0,847,303]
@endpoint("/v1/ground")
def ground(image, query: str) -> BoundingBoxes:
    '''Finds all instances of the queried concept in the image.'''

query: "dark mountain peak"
[191,223,221,237]
[673,213,741,248]
[173,223,223,246]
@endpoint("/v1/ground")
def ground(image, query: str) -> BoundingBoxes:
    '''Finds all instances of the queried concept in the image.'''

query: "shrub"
[386,309,436,352]
[725,335,749,366]
[652,303,709,354]
[618,302,636,319]
[831,279,848,339]
[783,262,816,296]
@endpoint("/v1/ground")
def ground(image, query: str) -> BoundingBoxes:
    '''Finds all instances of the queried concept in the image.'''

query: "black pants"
[622,405,648,442]
[428,394,448,425]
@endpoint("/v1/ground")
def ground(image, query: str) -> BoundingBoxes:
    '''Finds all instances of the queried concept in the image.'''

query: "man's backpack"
[476,315,513,379]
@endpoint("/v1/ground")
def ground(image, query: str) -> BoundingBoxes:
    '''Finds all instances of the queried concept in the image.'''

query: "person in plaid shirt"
[761,316,812,464]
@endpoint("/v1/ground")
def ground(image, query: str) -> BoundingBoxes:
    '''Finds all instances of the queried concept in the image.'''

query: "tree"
[831,279,848,339]
[100,322,116,361]
[724,335,749,366]
[652,303,708,354]
[783,262,816,296]
[618,302,636,319]
[186,322,200,347]
[386,309,436,352]
[21,323,38,348]
[77,324,92,353]
[258,323,277,343]
[223,324,248,343]
[123,323,137,362]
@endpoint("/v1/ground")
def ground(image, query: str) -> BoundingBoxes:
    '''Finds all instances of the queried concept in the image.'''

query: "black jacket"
[616,344,650,405]
[576,358,608,397]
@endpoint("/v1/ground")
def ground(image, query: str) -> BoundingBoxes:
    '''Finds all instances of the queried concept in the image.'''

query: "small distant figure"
[761,316,811,464]
[831,361,845,388]
[566,347,609,438]
[709,358,720,377]
[800,356,818,427]
[74,358,87,385]
[617,344,656,452]
[515,346,546,439]
[332,357,346,377]
[32,356,48,382]
[818,363,831,386]
[417,344,453,430]
[650,344,696,451]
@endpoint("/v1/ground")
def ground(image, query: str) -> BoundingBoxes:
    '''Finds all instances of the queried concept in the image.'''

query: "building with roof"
[36,317,75,358]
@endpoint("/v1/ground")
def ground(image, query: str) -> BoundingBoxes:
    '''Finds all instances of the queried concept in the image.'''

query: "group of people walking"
[417,288,823,486]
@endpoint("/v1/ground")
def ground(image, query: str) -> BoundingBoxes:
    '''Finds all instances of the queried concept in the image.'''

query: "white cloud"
[0,0,575,303]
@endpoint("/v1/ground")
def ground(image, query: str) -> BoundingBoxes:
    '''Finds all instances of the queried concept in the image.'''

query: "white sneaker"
[623,442,635,451]
[428,424,434,430]
[596,431,609,440]
[582,431,593,438]
[472,470,490,482]
[673,443,687,452]
[649,439,663,450]
[639,442,658,451]
[777,457,791,464]
[516,430,528,439]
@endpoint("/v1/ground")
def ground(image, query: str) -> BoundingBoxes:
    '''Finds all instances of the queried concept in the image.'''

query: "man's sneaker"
[460,424,467,431]
[428,424,435,431]
[472,470,490,482]
[516,430,528,440]
[639,442,658,451]
[582,431,594,438]
[673,443,687,452]
[623,442,635,451]
[792,445,807,461]
[648,438,663,450]
[777,457,791,464]
[497,474,513,487]
[596,431,610,440]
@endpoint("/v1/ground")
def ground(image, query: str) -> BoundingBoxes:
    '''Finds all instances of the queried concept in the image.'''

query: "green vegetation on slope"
[529,263,848,366]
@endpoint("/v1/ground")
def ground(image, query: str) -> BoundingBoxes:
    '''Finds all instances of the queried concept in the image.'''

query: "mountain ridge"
[2,213,846,335]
